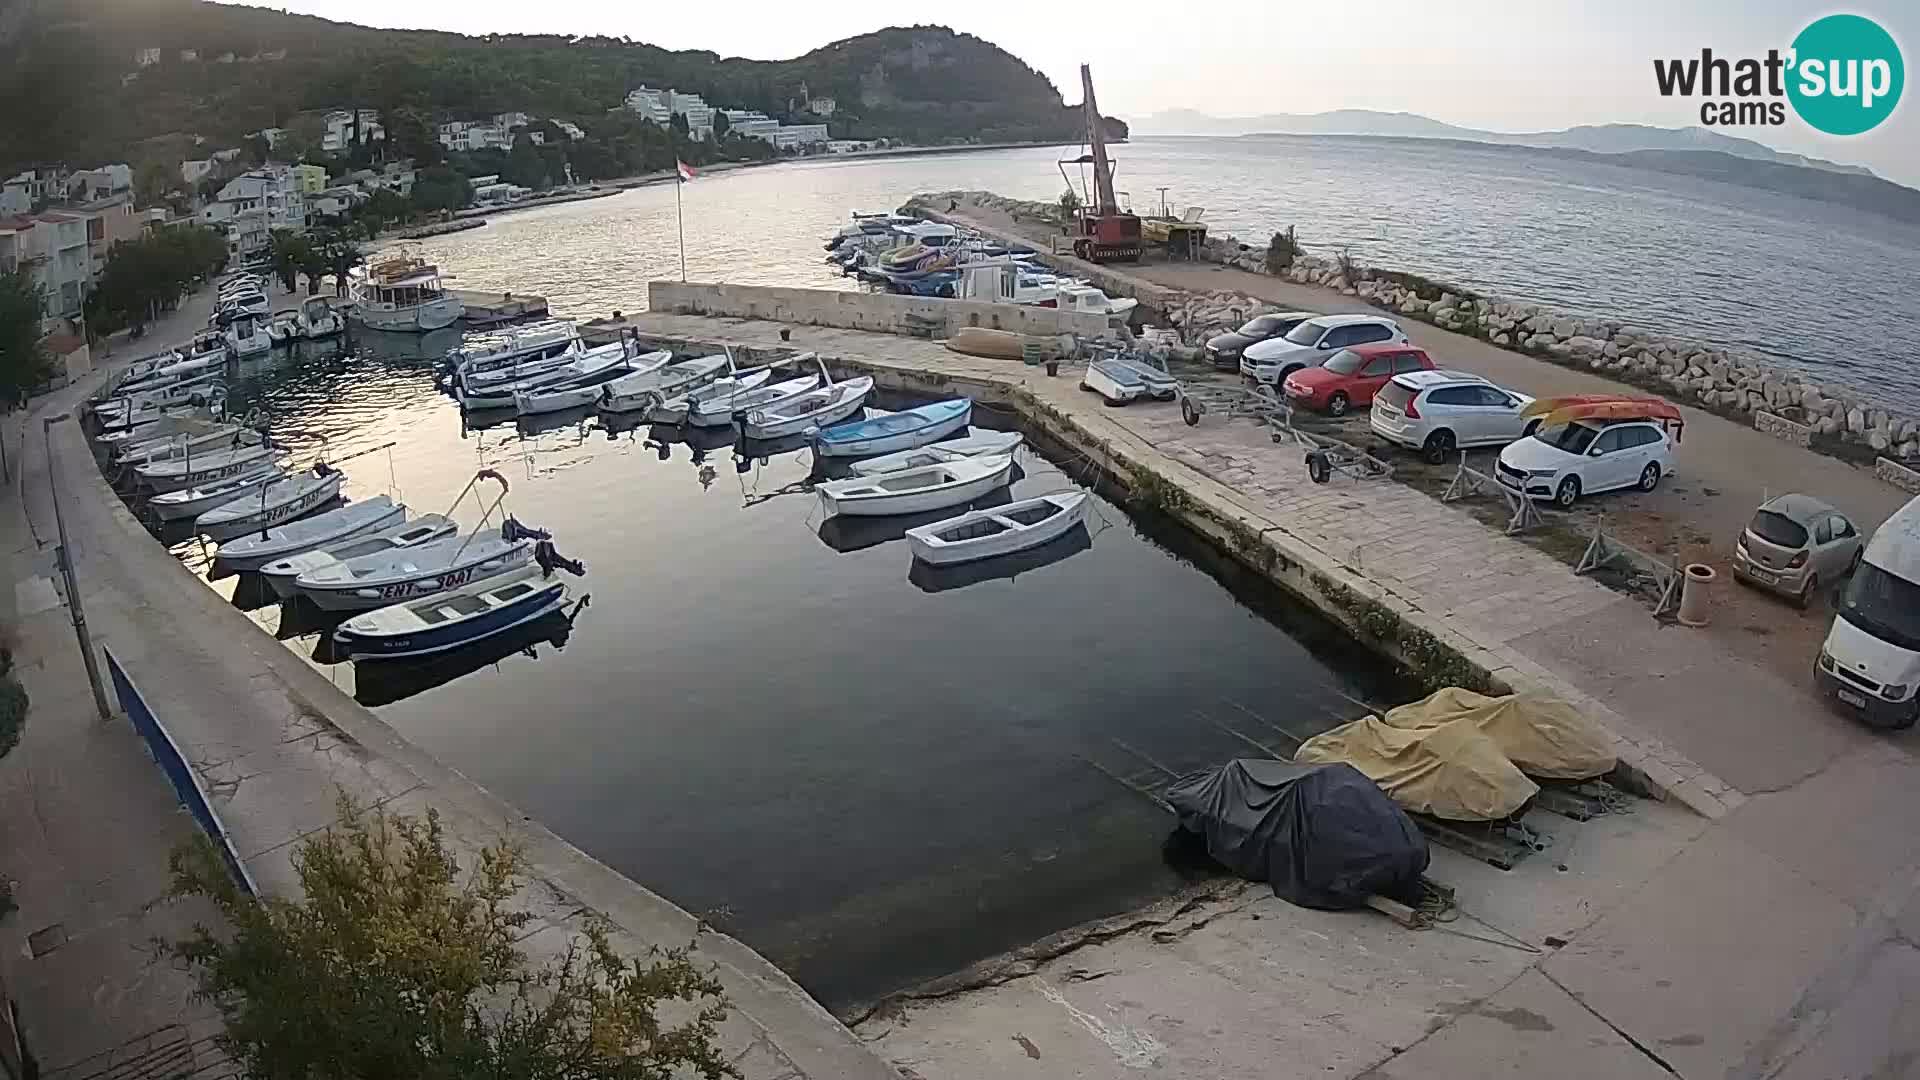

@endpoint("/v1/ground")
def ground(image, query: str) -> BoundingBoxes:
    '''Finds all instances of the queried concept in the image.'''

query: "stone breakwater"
[915,190,1920,466]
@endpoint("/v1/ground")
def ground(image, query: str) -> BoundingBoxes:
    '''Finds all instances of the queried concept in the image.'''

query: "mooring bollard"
[1677,563,1716,626]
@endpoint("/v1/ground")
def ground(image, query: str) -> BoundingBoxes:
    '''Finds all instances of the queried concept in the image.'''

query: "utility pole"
[43,415,114,721]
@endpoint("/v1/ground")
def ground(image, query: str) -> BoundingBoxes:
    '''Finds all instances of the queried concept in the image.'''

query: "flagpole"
[675,173,687,282]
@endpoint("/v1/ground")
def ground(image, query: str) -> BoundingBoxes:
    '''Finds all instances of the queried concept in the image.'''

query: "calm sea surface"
[405,135,1920,409]
[184,335,1413,1009]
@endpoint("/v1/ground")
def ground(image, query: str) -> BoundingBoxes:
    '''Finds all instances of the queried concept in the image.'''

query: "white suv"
[1495,419,1675,507]
[1239,314,1407,385]
[1371,370,1538,463]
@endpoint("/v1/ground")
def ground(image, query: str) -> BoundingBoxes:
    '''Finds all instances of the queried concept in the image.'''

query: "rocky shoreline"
[916,190,1920,470]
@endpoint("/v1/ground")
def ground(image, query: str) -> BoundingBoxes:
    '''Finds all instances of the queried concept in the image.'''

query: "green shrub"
[1265,227,1299,273]
[0,675,26,760]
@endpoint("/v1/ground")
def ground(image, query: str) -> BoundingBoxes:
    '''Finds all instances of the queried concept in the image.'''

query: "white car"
[1239,314,1407,385]
[1494,418,1673,507]
[1371,370,1538,463]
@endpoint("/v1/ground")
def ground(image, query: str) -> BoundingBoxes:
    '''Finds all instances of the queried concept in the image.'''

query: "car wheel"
[1554,476,1581,508]
[1079,381,1091,393]
[1422,429,1456,465]
[1795,573,1818,611]
[1326,392,1350,417]
[1638,462,1662,491]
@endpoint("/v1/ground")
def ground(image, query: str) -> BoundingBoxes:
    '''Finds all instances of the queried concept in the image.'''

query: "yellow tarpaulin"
[1295,716,1539,822]
[1380,688,1617,781]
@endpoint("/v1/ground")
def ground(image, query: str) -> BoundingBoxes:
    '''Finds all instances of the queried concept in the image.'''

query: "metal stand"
[43,415,114,721]
[1574,519,1682,617]
[1440,453,1541,534]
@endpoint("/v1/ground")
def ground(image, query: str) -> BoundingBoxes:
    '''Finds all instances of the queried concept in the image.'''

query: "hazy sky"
[234,0,1917,184]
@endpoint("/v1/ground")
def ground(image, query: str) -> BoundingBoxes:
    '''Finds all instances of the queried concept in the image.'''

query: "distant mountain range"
[1130,108,1875,178]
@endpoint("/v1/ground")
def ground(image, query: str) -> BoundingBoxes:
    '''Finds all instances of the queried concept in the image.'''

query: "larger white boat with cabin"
[953,260,1137,328]
[349,255,464,332]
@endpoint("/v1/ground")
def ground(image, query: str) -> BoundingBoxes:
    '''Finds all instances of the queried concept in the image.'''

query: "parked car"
[1205,311,1317,370]
[1371,371,1539,463]
[1282,344,1436,416]
[1815,492,1920,729]
[1732,494,1863,608]
[1239,314,1408,385]
[1494,418,1673,507]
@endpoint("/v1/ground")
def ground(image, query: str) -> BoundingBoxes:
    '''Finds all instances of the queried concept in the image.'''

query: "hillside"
[1131,108,1874,177]
[0,0,1122,173]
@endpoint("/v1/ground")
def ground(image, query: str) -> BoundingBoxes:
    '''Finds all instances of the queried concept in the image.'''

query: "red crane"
[1059,64,1142,264]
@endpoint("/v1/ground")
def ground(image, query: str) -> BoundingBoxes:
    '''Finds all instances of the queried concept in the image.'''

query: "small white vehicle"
[1815,493,1920,730]
[1239,314,1406,385]
[1495,415,1674,508]
[1371,370,1538,463]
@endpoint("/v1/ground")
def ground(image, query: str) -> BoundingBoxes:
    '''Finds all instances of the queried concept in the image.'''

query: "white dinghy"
[646,368,771,425]
[814,453,1014,518]
[688,372,819,427]
[596,354,729,414]
[195,465,346,537]
[741,376,874,440]
[332,563,572,661]
[135,442,278,493]
[215,496,408,571]
[847,430,1024,476]
[259,514,459,599]
[906,491,1091,566]
[146,464,287,522]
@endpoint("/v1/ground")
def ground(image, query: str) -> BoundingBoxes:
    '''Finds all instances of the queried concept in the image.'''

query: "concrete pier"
[453,288,549,326]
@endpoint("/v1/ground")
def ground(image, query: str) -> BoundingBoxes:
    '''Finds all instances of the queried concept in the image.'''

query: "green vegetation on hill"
[0,1,1122,175]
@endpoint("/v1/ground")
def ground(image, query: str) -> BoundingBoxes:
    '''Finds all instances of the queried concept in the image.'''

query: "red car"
[1282,343,1437,416]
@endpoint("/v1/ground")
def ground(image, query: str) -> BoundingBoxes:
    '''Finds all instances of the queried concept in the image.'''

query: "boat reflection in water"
[815,486,1015,554]
[636,421,740,459]
[349,598,591,708]
[907,525,1093,593]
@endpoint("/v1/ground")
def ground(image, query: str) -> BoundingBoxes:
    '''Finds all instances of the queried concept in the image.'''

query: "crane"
[1057,63,1142,264]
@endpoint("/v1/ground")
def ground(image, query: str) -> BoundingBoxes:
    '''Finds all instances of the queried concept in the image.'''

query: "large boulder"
[1565,335,1608,357]
[1847,407,1868,433]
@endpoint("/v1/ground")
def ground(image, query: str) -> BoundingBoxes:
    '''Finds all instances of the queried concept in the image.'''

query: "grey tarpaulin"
[1165,759,1429,909]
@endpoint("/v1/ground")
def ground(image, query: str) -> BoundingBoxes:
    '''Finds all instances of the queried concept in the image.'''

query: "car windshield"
[1237,315,1281,335]
[1533,423,1599,454]
[1837,562,1920,653]
[1283,321,1326,346]
[1748,510,1809,548]
[1322,349,1364,375]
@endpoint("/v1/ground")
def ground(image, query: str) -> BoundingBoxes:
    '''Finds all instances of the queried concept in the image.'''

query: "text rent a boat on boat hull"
[194,465,346,538]
[259,514,459,599]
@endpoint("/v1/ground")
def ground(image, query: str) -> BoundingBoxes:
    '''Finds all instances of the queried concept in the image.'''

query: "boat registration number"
[377,566,478,600]
[1837,689,1868,708]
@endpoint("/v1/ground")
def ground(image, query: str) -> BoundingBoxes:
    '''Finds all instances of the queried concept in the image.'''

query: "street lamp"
[42,413,114,721]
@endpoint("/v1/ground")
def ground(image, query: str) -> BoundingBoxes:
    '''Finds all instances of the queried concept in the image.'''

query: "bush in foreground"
[165,795,739,1080]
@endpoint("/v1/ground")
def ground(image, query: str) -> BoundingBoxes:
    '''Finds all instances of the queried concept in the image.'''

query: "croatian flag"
[676,160,697,182]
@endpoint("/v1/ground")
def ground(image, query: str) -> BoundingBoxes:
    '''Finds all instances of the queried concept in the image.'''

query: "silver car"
[1732,493,1864,608]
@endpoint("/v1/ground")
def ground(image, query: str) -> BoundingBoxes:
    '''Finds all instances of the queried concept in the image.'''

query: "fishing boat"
[595,354,729,413]
[846,430,1025,476]
[814,453,1014,517]
[135,442,279,493]
[909,526,1093,594]
[461,344,658,411]
[195,466,346,537]
[95,372,225,422]
[215,496,408,571]
[741,376,874,440]
[349,606,578,707]
[258,514,458,599]
[645,368,772,425]
[815,487,1013,554]
[446,321,579,378]
[332,563,571,661]
[97,413,222,453]
[224,312,271,359]
[688,372,819,427]
[295,529,536,612]
[112,424,257,467]
[349,255,464,332]
[905,491,1090,566]
[96,394,226,437]
[145,464,287,522]
[811,398,972,458]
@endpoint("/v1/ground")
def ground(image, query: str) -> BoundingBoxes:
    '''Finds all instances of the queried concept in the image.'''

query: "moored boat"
[846,430,1025,476]
[462,344,659,411]
[332,563,571,661]
[446,320,578,377]
[905,491,1091,566]
[135,442,278,493]
[811,398,971,458]
[215,496,408,571]
[294,528,536,612]
[145,464,287,522]
[688,372,819,427]
[195,466,346,536]
[259,514,459,599]
[645,368,772,425]
[595,354,729,413]
[349,255,464,332]
[814,453,1014,518]
[741,376,874,440]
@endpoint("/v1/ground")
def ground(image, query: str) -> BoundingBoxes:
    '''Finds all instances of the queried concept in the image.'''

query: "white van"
[1815,493,1920,729]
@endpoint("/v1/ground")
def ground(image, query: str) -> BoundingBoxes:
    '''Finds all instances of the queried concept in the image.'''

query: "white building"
[493,112,531,131]
[773,124,830,151]
[200,169,306,259]
[135,47,161,67]
[826,140,876,154]
[181,159,216,186]
[321,109,385,153]
[721,109,780,142]
[65,164,131,203]
[668,91,714,140]
[625,86,671,125]
[556,121,586,141]
[0,212,91,321]
[308,185,365,219]
[809,96,837,117]
[437,121,514,153]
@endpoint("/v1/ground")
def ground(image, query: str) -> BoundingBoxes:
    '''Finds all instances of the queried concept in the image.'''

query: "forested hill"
[0,0,1123,173]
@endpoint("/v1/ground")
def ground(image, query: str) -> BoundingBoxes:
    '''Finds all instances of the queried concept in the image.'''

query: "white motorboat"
[461,344,657,411]
[96,370,224,420]
[447,321,578,378]
[259,514,459,599]
[295,529,536,612]
[195,466,346,536]
[332,563,571,661]
[146,464,287,522]
[811,398,972,458]
[906,491,1091,566]
[215,496,408,571]
[113,424,257,467]
[687,372,819,427]
[595,354,729,414]
[102,347,188,391]
[97,413,220,452]
[267,297,345,345]
[135,443,279,493]
[645,368,772,425]
[742,377,874,440]
[349,255,464,332]
[847,430,1025,476]
[513,381,606,416]
[458,345,592,394]
[814,453,1015,518]
[266,309,303,347]
[224,312,271,358]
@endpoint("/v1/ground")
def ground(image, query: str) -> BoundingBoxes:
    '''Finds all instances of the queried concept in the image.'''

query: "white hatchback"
[1371,371,1537,463]
[1494,418,1674,507]
[1239,314,1407,385]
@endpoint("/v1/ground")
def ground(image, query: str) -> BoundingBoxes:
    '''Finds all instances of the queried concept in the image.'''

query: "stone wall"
[646,281,1114,340]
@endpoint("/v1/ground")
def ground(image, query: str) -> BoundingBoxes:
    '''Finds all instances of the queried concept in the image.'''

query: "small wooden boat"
[295,530,535,612]
[136,442,278,493]
[215,496,407,571]
[461,345,660,410]
[688,373,819,427]
[196,466,346,536]
[332,563,571,661]
[812,398,972,458]
[742,377,874,440]
[514,380,610,416]
[909,526,1093,593]
[146,464,286,522]
[447,321,579,377]
[906,491,1090,565]
[112,424,257,467]
[645,368,772,425]
[846,430,1024,476]
[814,453,1014,517]
[259,514,458,599]
[596,354,730,413]
[1082,358,1174,405]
